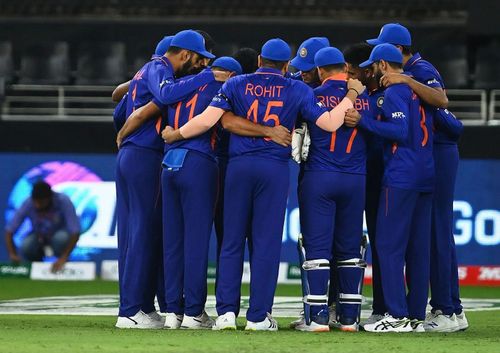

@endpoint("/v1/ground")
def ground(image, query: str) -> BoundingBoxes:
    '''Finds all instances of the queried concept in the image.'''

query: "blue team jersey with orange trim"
[305,78,370,174]
[210,67,327,161]
[366,88,385,163]
[404,53,463,144]
[360,83,434,192]
[165,78,223,157]
[123,56,215,151]
[123,57,171,151]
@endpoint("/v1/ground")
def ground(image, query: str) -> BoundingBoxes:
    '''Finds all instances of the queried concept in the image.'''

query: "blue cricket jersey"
[123,56,215,151]
[113,92,128,132]
[209,67,327,162]
[404,53,463,144]
[366,88,385,163]
[165,78,223,157]
[358,83,434,192]
[305,76,370,174]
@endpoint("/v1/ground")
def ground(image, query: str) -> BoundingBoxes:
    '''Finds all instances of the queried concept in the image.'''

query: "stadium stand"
[0,42,13,85]
[75,42,126,85]
[19,42,70,85]
[0,0,498,124]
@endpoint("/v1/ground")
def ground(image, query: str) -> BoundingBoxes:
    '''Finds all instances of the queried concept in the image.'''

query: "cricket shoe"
[164,312,183,329]
[363,314,413,333]
[212,312,237,331]
[423,310,460,333]
[410,319,425,333]
[146,311,165,326]
[295,309,329,332]
[456,311,469,331]
[245,313,279,331]
[180,311,214,329]
[336,317,359,332]
[115,310,164,329]
[360,313,385,330]
[289,311,304,329]
[328,304,338,328]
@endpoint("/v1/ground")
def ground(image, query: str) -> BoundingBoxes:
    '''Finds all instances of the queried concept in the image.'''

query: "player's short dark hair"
[261,57,288,71]
[401,45,412,56]
[319,63,345,72]
[31,181,52,200]
[195,30,215,53]
[344,43,373,68]
[233,47,258,74]
[387,61,403,69]
[166,46,183,55]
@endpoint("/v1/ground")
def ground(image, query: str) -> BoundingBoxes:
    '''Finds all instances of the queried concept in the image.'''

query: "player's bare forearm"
[60,233,79,260]
[405,78,448,108]
[51,233,79,272]
[162,126,184,144]
[5,231,17,257]
[221,112,292,147]
[221,112,269,137]
[117,102,161,147]
[112,80,131,102]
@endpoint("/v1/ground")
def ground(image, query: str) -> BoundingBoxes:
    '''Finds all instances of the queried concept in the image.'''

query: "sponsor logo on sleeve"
[391,112,406,119]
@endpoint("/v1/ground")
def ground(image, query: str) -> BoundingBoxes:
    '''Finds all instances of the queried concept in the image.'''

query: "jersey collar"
[404,52,422,71]
[153,55,172,69]
[256,67,284,76]
[321,73,348,85]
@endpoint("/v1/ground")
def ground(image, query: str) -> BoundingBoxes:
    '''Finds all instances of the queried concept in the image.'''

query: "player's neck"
[402,53,413,67]
[165,54,182,73]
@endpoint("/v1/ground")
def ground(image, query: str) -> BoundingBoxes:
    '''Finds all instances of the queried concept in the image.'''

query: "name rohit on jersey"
[245,83,284,98]
[317,95,370,110]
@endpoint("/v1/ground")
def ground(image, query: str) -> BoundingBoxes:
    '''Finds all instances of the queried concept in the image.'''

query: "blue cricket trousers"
[162,150,218,316]
[365,156,386,315]
[430,144,463,315]
[376,186,433,320]
[299,170,365,319]
[116,145,164,316]
[216,156,289,322]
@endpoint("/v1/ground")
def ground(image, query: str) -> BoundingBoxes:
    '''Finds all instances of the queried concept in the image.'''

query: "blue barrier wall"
[0,153,499,265]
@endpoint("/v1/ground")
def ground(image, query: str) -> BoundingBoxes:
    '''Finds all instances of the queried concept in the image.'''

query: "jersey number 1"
[173,94,199,129]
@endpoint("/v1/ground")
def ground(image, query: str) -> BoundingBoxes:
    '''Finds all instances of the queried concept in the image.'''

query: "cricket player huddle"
[112,23,468,333]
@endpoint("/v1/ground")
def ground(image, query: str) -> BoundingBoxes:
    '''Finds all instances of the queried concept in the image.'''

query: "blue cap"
[290,37,330,71]
[261,38,291,62]
[154,35,174,56]
[170,29,215,59]
[211,56,243,75]
[366,23,412,46]
[314,47,345,67]
[359,43,403,68]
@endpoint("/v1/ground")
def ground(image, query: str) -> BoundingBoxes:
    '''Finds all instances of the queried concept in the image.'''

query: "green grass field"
[1,279,500,353]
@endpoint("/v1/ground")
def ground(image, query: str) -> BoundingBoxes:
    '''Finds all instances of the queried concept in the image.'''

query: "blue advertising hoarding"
[0,153,498,266]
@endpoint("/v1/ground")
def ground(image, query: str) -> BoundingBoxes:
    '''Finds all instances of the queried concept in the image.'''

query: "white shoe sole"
[212,325,237,331]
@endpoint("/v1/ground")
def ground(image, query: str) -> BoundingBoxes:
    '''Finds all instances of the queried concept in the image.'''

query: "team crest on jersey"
[299,47,308,58]
[377,96,384,107]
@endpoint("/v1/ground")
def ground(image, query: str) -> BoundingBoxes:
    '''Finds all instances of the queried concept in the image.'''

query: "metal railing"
[489,90,500,126]
[1,84,115,122]
[1,85,500,126]
[446,89,488,125]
